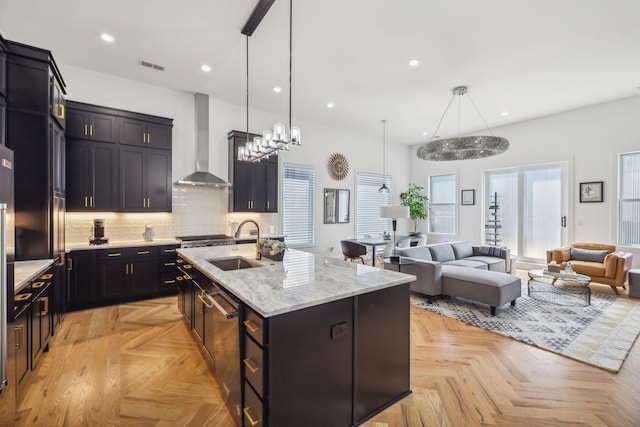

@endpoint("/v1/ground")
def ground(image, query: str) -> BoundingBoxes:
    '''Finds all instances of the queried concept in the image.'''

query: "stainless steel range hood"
[175,93,231,187]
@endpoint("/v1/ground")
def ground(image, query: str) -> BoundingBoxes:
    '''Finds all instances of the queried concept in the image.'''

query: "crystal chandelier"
[238,0,301,163]
[417,86,509,161]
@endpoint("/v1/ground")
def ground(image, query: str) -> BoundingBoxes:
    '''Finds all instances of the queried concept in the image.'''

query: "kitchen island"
[177,244,416,427]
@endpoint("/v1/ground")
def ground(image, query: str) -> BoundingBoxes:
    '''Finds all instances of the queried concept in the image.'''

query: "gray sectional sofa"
[396,241,520,315]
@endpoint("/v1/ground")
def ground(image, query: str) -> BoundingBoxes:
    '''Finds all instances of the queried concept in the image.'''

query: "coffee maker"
[90,218,109,245]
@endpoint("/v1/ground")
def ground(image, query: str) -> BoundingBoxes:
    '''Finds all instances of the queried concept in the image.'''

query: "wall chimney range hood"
[175,93,231,187]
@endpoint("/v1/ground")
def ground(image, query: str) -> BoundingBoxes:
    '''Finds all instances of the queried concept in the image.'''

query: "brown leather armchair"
[546,243,633,294]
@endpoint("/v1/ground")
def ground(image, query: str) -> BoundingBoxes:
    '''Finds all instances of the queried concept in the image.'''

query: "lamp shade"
[380,205,409,219]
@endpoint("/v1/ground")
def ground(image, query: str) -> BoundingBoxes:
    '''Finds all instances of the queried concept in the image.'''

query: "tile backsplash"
[66,186,278,244]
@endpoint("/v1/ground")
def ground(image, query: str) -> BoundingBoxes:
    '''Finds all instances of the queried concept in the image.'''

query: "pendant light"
[379,119,389,193]
[416,86,509,161]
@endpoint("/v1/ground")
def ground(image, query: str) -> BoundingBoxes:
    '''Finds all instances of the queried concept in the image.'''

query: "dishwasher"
[208,282,242,425]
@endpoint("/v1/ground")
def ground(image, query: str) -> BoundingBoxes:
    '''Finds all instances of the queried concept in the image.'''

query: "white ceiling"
[2,0,639,145]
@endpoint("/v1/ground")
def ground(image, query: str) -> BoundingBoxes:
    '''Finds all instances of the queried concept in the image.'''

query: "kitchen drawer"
[161,258,177,273]
[244,333,264,397]
[98,246,159,259]
[243,380,264,427]
[160,245,179,255]
[161,272,178,287]
[244,306,265,346]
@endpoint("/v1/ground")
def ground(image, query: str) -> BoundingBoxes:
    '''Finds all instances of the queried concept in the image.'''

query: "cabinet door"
[51,121,65,194]
[130,257,159,296]
[69,250,96,308]
[0,48,6,97]
[98,257,130,301]
[0,99,5,146]
[232,160,254,211]
[146,123,171,149]
[119,118,145,146]
[265,159,278,212]
[120,146,146,211]
[91,142,118,210]
[193,289,205,344]
[65,139,90,210]
[66,109,90,139]
[14,311,29,386]
[146,148,171,211]
[251,162,266,211]
[89,113,117,143]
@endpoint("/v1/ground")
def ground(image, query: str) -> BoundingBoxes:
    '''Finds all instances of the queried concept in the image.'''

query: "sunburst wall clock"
[327,153,349,180]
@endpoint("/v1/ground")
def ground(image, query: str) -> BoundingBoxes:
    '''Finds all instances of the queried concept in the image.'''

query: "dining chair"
[416,236,427,246]
[376,241,394,267]
[340,240,368,264]
[397,238,412,249]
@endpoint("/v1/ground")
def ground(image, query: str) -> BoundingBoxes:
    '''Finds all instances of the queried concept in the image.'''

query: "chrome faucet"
[234,219,261,260]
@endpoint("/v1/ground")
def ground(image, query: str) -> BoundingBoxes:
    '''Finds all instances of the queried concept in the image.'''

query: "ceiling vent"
[139,60,165,71]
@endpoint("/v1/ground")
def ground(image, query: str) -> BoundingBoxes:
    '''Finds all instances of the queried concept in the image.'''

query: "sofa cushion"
[465,256,506,272]
[571,248,609,263]
[443,259,488,269]
[473,245,508,258]
[451,242,473,259]
[398,246,432,261]
[429,244,456,262]
[571,260,606,278]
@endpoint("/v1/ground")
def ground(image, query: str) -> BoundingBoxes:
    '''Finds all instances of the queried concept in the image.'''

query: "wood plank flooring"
[15,274,640,426]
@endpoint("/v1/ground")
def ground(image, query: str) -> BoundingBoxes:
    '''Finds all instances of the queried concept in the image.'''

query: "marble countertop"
[14,259,54,293]
[66,239,180,251]
[177,244,416,318]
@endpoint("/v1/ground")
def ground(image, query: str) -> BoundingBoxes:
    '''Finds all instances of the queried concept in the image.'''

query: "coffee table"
[527,269,592,306]
[383,257,416,273]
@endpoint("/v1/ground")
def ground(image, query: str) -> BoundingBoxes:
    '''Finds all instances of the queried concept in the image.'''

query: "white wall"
[61,64,411,255]
[409,94,640,267]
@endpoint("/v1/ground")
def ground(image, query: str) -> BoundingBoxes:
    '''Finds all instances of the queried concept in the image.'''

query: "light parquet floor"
[15,274,640,427]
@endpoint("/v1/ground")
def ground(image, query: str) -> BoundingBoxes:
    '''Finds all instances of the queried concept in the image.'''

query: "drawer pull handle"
[138,251,150,255]
[164,262,176,267]
[15,293,32,301]
[15,325,24,350]
[164,280,176,285]
[32,281,46,289]
[183,265,192,269]
[243,320,259,333]
[243,358,260,373]
[176,276,184,281]
[164,249,176,253]
[40,274,53,280]
[108,253,122,257]
[243,407,262,426]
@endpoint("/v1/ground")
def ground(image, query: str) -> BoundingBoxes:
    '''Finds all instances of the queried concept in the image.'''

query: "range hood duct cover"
[175,93,231,187]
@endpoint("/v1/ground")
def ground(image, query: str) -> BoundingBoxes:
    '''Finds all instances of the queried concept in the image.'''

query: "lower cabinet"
[68,244,179,310]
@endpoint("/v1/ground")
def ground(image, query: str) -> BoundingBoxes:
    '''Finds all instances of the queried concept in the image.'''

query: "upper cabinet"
[228,130,278,213]
[0,38,7,99]
[65,101,173,212]
[119,117,171,149]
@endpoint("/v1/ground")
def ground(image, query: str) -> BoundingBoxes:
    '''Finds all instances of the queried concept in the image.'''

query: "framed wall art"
[579,181,603,203]
[461,189,475,205]
[324,188,350,223]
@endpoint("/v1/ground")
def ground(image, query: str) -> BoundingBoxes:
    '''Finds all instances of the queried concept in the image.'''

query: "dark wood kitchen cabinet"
[120,146,172,211]
[228,130,278,213]
[30,273,53,369]
[0,38,6,99]
[119,117,172,149]
[68,250,96,309]
[66,139,118,211]
[66,108,117,143]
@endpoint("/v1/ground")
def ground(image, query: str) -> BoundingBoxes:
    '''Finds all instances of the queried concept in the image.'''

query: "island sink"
[206,256,262,271]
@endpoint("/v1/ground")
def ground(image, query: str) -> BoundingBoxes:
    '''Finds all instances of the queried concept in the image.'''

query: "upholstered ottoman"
[442,266,522,315]
[629,269,640,298]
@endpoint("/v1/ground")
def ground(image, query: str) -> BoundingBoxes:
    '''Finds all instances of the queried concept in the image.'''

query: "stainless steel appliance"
[176,234,236,248]
[90,218,108,245]
[0,144,16,418]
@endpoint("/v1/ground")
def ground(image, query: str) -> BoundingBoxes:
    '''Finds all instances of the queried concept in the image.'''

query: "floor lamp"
[380,205,409,262]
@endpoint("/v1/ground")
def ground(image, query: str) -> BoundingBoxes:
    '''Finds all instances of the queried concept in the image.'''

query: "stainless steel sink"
[206,256,262,271]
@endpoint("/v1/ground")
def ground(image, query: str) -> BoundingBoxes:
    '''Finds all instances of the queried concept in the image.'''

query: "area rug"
[410,280,640,373]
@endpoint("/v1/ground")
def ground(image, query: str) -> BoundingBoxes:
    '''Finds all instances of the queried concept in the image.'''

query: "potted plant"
[400,183,429,236]
[259,238,288,261]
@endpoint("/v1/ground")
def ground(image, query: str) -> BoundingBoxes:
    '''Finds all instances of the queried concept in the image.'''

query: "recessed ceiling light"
[273,86,282,93]
[100,33,114,43]
[327,102,334,109]
[501,111,509,116]
[422,131,429,136]
[201,64,211,72]
[408,59,419,67]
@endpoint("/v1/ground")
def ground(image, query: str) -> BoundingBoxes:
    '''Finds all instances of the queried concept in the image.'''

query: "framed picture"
[461,189,475,205]
[324,188,350,223]
[580,181,603,203]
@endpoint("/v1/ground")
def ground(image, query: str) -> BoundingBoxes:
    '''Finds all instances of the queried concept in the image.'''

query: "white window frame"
[356,171,393,238]
[618,151,640,247]
[282,163,315,245]
[428,173,457,236]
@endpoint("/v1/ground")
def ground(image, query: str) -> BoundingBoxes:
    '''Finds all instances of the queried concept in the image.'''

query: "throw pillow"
[428,244,455,262]
[474,245,508,258]
[451,242,473,259]
[570,248,609,263]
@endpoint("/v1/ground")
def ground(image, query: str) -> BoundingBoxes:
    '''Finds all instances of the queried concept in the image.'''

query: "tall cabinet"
[5,39,67,329]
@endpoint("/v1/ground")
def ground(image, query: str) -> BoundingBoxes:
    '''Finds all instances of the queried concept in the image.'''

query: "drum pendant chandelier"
[416,86,509,161]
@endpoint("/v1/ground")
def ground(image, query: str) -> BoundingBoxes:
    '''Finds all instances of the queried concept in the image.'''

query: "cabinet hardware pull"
[267,201,269,210]
[183,265,192,269]
[84,124,88,135]
[108,253,122,257]
[40,274,53,280]
[243,320,259,333]
[183,274,191,280]
[164,280,176,285]
[164,262,175,266]
[32,281,46,289]
[176,259,184,263]
[58,104,65,119]
[90,125,93,136]
[15,293,32,302]
[243,358,260,373]
[40,297,49,316]
[176,276,184,281]
[243,407,262,426]
[90,196,94,207]
[147,198,150,208]
[197,292,214,309]
[84,196,88,207]
[126,264,129,275]
[15,326,23,350]
[68,258,73,271]
[138,251,150,255]
[164,249,176,253]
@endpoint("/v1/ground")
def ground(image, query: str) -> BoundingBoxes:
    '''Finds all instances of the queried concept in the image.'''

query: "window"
[282,164,315,244]
[619,152,640,246]
[429,174,456,234]
[356,172,393,238]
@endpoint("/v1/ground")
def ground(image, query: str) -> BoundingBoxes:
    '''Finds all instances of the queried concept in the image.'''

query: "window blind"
[619,152,640,246]
[356,172,393,238]
[283,164,315,244]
